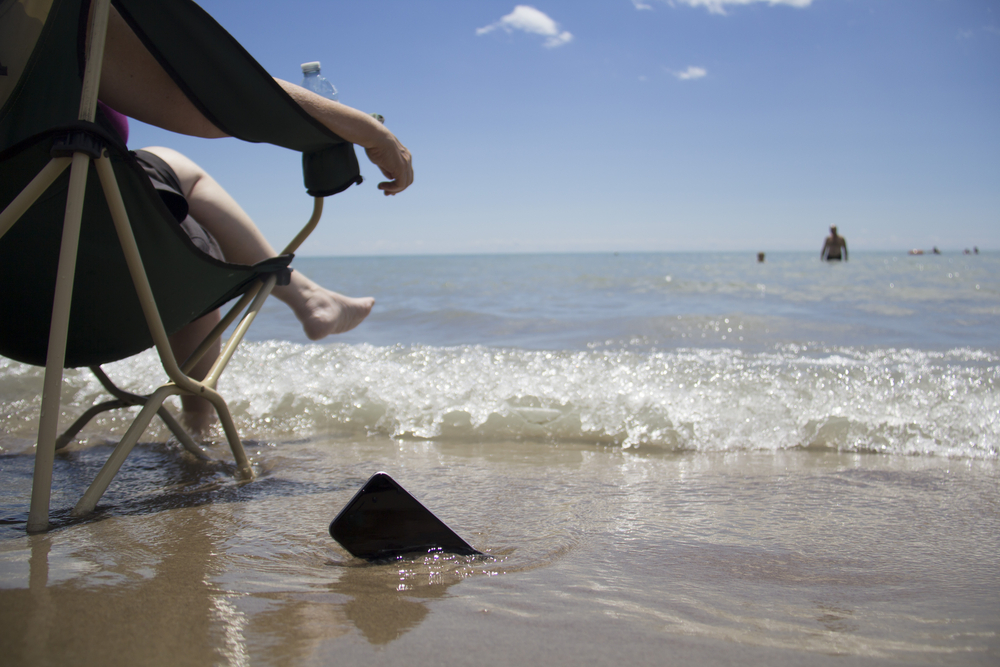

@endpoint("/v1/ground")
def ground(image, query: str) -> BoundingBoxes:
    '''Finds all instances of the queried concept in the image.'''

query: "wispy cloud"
[673,66,708,80]
[476,6,573,48]
[632,0,654,10]
[958,25,999,40]
[670,0,812,15]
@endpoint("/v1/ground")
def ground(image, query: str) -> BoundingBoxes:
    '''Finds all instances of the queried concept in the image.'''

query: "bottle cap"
[301,61,321,73]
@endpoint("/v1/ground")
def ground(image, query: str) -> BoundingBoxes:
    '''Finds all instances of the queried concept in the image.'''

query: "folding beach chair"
[0,0,363,532]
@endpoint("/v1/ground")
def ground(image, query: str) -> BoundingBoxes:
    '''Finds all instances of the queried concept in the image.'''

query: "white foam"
[2,342,996,459]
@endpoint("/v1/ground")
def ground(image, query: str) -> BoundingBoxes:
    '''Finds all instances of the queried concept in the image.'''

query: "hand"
[274,80,414,195]
[364,131,413,196]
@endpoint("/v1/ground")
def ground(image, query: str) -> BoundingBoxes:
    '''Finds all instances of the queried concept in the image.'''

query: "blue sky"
[127,0,1000,256]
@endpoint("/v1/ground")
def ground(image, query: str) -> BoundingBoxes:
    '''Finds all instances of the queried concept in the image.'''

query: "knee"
[138,146,208,193]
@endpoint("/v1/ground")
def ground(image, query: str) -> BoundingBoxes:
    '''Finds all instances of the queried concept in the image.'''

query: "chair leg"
[205,275,276,388]
[55,368,144,449]
[71,385,179,517]
[55,400,129,450]
[86,366,210,459]
[196,276,279,481]
[53,399,210,462]
[27,153,91,534]
[70,381,252,517]
[205,395,252,479]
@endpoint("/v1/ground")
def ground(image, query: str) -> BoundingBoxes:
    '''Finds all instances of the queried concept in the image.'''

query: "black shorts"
[133,149,224,261]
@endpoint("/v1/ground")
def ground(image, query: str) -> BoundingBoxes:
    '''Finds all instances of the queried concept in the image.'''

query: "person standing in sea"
[821,225,848,261]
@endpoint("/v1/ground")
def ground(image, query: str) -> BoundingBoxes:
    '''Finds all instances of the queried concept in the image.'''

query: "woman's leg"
[141,145,374,339]
[167,310,221,435]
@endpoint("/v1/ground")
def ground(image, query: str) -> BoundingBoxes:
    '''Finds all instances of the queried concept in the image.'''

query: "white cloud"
[476,6,573,48]
[672,0,813,15]
[632,0,654,10]
[674,66,707,80]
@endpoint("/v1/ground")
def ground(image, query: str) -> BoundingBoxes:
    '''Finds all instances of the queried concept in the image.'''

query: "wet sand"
[1,435,998,665]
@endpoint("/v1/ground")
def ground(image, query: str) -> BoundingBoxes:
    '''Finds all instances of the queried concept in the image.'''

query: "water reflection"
[1,508,225,664]
[224,553,474,660]
[20,535,53,666]
[1,503,478,665]
[329,556,461,645]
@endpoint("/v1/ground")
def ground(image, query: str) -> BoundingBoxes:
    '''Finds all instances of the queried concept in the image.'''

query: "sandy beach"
[2,434,997,666]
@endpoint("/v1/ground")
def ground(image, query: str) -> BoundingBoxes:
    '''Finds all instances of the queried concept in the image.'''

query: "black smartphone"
[329,472,480,560]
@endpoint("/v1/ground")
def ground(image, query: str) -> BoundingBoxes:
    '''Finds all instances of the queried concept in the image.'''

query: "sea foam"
[3,341,995,459]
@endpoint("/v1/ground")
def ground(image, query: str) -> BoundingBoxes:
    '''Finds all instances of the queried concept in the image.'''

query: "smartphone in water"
[329,472,480,560]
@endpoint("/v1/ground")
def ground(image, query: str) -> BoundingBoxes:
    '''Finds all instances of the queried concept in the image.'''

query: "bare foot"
[294,285,375,340]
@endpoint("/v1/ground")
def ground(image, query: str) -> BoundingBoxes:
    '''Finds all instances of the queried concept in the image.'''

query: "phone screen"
[329,472,480,560]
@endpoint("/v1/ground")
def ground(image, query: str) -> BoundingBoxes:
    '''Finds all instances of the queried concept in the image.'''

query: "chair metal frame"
[0,0,325,532]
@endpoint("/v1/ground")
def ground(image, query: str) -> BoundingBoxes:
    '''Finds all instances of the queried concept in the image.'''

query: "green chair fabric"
[112,0,363,197]
[0,0,362,368]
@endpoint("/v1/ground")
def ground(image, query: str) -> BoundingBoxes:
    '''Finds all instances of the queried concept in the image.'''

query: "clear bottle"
[300,61,338,101]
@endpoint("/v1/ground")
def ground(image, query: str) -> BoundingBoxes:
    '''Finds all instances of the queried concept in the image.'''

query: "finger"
[377,167,412,194]
[378,180,403,195]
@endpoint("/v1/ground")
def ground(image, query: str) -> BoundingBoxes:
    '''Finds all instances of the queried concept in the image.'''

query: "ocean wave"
[1,342,997,459]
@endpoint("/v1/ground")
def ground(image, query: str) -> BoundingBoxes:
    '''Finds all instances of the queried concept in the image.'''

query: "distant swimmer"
[933,246,941,255]
[821,225,848,261]
[757,252,766,263]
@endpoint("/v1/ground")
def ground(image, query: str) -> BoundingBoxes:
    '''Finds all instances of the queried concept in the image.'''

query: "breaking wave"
[2,341,997,459]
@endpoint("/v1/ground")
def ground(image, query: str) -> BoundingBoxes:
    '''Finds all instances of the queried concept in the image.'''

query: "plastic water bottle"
[300,61,338,101]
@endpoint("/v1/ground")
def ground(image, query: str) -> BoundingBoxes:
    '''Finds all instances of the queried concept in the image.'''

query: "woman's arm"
[98,7,412,193]
[98,6,225,138]
[275,80,412,195]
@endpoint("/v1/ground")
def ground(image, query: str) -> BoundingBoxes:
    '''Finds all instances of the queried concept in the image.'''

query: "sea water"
[5,251,994,457]
[0,251,998,665]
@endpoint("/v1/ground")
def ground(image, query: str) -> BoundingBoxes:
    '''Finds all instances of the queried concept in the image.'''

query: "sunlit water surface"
[1,252,998,664]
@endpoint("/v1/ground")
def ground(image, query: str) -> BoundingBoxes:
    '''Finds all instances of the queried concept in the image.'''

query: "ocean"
[1,251,998,665]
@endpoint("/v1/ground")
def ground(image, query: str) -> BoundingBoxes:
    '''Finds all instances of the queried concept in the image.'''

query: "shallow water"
[1,438,997,665]
[1,251,998,664]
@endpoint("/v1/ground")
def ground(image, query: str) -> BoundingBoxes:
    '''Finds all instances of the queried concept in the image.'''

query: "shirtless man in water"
[96,5,413,430]
[821,225,848,261]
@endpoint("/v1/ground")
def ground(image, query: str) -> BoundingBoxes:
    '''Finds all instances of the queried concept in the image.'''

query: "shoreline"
[2,442,997,665]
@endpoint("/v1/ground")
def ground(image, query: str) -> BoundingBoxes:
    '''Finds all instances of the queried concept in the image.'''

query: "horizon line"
[291,248,995,260]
